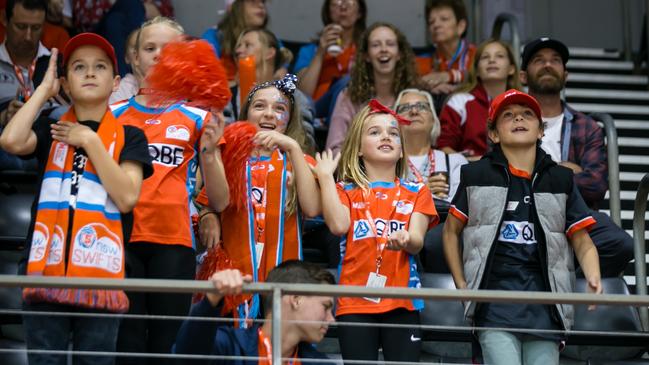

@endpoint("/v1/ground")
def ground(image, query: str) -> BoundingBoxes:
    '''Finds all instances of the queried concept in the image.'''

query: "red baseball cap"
[488,89,542,123]
[62,33,118,72]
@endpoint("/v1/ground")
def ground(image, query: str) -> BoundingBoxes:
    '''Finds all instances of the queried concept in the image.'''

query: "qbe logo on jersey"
[352,219,406,241]
[149,143,185,167]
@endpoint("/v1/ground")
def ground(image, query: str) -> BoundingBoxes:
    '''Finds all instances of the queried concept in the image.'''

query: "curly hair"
[348,22,419,105]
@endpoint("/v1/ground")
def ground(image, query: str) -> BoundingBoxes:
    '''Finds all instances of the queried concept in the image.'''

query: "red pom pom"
[221,121,257,211]
[146,39,232,111]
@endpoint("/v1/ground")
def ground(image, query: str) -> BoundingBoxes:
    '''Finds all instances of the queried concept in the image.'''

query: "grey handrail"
[491,13,521,67]
[633,173,649,331]
[590,113,621,227]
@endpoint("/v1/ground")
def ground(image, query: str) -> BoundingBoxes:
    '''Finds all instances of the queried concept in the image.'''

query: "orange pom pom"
[146,39,232,111]
[221,121,257,211]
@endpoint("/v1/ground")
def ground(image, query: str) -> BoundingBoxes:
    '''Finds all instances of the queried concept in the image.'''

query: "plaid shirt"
[561,103,608,210]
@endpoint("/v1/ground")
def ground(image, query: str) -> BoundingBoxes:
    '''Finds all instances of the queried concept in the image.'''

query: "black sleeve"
[120,125,153,179]
[450,165,469,218]
[565,175,596,234]
[174,298,228,356]
[21,116,56,164]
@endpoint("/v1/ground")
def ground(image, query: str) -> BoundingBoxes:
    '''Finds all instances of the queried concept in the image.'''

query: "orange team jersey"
[111,98,209,248]
[335,179,438,316]
[197,151,316,282]
[313,45,356,100]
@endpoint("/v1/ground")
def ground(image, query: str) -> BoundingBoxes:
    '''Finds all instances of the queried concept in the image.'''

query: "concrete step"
[570,103,649,116]
[567,73,647,85]
[565,88,649,101]
[567,59,634,72]
[568,47,621,60]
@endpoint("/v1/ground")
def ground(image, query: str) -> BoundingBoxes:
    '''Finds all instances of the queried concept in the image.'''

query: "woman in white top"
[394,88,467,272]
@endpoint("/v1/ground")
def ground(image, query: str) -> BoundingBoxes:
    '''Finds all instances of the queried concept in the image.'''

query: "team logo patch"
[145,119,161,125]
[53,142,68,169]
[395,200,414,215]
[78,225,97,248]
[165,125,190,141]
[46,225,65,265]
[506,201,519,211]
[499,221,537,245]
[28,222,49,262]
[353,220,372,240]
[71,223,123,274]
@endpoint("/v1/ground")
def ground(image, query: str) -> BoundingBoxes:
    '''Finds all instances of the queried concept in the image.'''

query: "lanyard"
[13,61,36,101]
[258,328,299,365]
[407,149,435,184]
[435,39,466,70]
[245,150,287,277]
[362,179,401,273]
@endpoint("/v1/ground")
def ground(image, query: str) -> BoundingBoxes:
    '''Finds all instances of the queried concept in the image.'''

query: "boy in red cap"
[442,89,602,364]
[0,33,152,365]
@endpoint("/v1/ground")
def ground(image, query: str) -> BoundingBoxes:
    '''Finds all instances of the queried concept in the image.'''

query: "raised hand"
[200,112,225,154]
[37,48,61,100]
[313,149,341,178]
[253,130,298,153]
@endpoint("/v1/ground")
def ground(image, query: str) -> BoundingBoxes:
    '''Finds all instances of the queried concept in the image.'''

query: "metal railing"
[491,13,521,67]
[590,113,622,227]
[2,275,649,363]
[634,173,649,330]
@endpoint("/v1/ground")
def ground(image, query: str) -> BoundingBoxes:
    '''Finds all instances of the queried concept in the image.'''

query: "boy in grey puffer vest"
[442,89,602,365]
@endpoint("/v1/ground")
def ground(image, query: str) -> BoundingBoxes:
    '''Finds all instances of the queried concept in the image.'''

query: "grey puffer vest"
[460,147,576,330]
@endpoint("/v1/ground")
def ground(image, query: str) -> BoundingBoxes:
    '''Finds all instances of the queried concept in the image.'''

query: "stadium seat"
[419,273,474,362]
[563,277,647,361]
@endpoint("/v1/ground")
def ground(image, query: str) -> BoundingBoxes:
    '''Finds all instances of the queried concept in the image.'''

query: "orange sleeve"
[195,187,209,207]
[449,206,468,225]
[336,182,351,209]
[566,216,597,239]
[413,185,439,228]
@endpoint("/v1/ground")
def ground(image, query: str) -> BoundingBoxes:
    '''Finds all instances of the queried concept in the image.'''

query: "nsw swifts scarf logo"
[71,223,123,274]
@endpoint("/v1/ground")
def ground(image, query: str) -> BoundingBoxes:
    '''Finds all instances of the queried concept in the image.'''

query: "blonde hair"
[338,105,407,189]
[240,84,308,215]
[394,88,441,145]
[456,38,521,94]
[135,16,185,50]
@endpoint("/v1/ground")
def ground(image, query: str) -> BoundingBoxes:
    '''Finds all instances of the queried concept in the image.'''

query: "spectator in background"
[0,0,70,51]
[226,28,316,148]
[325,22,419,154]
[438,39,521,161]
[46,0,72,30]
[395,88,467,273]
[73,0,174,76]
[521,37,633,277]
[109,28,141,103]
[0,0,58,171]
[202,0,268,82]
[417,0,476,99]
[294,0,366,101]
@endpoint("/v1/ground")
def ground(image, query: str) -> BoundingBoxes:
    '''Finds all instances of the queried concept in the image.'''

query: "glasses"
[331,0,357,9]
[395,102,431,115]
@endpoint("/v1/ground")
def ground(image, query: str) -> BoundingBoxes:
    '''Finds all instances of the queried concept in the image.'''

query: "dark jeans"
[116,242,196,365]
[22,301,120,365]
[422,223,452,273]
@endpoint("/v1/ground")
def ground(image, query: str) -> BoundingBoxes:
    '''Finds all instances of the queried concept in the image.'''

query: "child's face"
[134,24,182,77]
[62,45,119,105]
[235,31,266,64]
[359,113,402,163]
[477,42,515,83]
[365,26,400,76]
[247,87,291,134]
[489,104,543,147]
[242,0,267,28]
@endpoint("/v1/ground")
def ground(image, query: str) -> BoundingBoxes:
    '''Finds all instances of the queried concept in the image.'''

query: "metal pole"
[472,0,481,44]
[622,0,633,61]
[633,173,649,330]
[272,287,282,364]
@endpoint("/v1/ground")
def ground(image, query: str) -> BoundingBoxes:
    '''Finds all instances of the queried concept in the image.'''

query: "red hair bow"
[368,99,411,125]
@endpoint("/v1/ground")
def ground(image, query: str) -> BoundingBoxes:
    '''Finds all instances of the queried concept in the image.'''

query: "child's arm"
[443,214,467,289]
[52,122,144,213]
[0,49,60,155]
[200,113,229,212]
[387,212,429,255]
[254,130,322,217]
[570,229,602,306]
[313,149,349,235]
